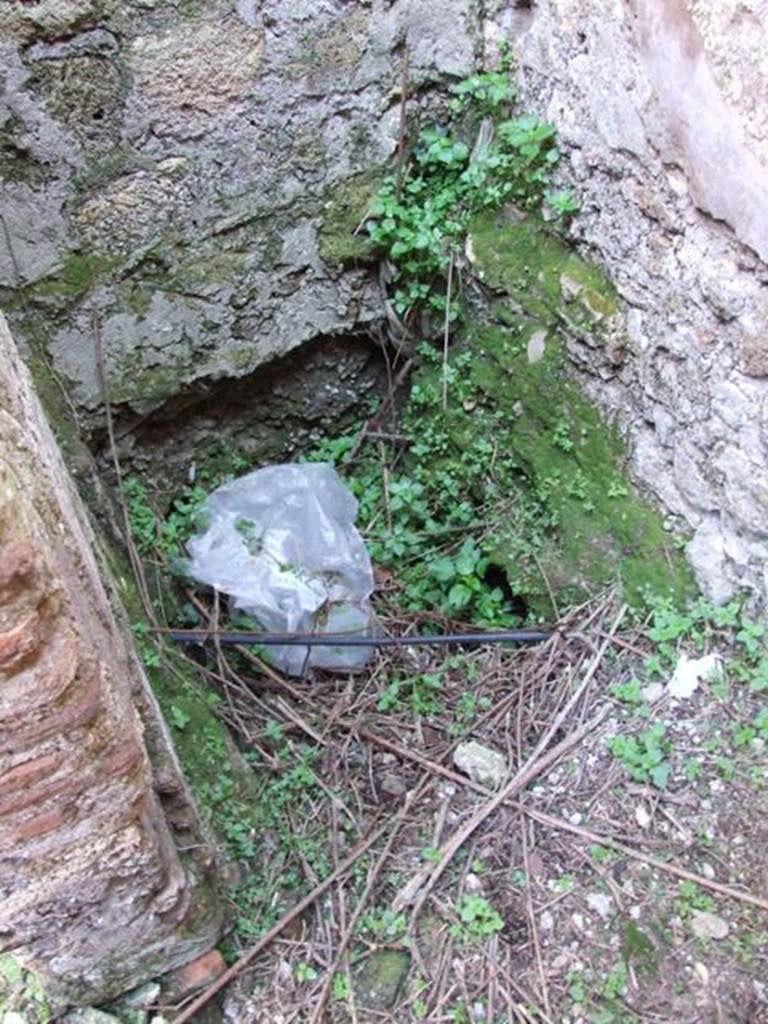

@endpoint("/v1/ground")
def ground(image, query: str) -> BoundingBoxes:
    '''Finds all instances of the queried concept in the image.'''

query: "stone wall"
[0,312,221,1006]
[0,0,477,469]
[0,0,766,604]
[491,0,768,604]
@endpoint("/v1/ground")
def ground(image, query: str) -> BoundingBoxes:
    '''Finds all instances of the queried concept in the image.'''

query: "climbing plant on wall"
[367,62,579,323]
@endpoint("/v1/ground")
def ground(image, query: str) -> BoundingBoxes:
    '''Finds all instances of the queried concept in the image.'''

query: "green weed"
[306,346,552,626]
[0,955,52,1024]
[452,894,504,941]
[367,65,575,322]
[675,880,717,917]
[609,723,671,789]
[358,907,408,942]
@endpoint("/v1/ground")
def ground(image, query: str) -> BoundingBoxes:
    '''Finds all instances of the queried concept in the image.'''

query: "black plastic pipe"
[159,628,552,648]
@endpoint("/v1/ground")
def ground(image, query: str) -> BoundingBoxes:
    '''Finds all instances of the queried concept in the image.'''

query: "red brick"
[164,949,226,999]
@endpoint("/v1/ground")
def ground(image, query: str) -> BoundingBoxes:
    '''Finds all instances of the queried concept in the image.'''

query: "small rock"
[352,950,410,1010]
[641,682,664,703]
[527,329,547,364]
[465,872,483,893]
[741,333,768,378]
[693,961,710,986]
[560,274,584,301]
[540,910,554,932]
[690,909,729,940]
[700,862,715,880]
[635,804,652,830]
[119,981,162,1009]
[380,773,407,799]
[586,893,613,919]
[668,653,721,699]
[453,741,507,789]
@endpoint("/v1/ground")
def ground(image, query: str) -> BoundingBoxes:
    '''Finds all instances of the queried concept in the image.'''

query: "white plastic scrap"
[667,652,722,700]
[186,463,375,676]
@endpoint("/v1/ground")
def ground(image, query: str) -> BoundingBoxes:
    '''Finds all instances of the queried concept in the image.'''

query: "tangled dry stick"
[392,605,626,915]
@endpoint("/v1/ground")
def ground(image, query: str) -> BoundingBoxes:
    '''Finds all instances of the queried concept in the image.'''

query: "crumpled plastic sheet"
[186,463,375,675]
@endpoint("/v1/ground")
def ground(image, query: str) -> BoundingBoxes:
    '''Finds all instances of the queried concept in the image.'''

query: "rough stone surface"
[496,0,768,605]
[352,950,411,1011]
[0,313,221,1005]
[0,0,477,448]
[690,909,730,941]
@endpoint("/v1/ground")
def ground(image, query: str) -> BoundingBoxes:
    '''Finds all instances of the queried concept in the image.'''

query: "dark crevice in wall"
[93,328,390,485]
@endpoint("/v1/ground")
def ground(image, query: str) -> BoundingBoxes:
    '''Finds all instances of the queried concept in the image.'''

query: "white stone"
[635,804,652,829]
[586,893,613,919]
[667,653,722,699]
[641,682,664,703]
[687,519,737,605]
[453,742,507,789]
[690,909,729,940]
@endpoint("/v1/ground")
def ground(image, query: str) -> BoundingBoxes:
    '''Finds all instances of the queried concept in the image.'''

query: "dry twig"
[173,819,388,1024]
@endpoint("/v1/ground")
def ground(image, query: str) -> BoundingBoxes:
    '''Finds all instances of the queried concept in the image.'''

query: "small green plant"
[169,704,191,731]
[294,962,318,984]
[551,417,575,453]
[123,475,208,562]
[368,64,572,323]
[607,480,629,499]
[0,955,52,1024]
[378,669,443,716]
[553,873,575,892]
[544,188,581,218]
[331,973,351,1000]
[589,844,617,865]
[358,907,408,942]
[449,61,515,117]
[452,894,504,941]
[609,723,671,788]
[567,968,588,1006]
[602,961,628,1000]
[610,678,645,706]
[675,880,717,917]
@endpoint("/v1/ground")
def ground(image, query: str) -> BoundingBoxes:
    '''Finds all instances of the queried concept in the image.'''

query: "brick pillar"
[0,312,222,1005]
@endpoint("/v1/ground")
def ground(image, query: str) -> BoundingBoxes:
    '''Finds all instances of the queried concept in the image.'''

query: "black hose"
[159,628,552,648]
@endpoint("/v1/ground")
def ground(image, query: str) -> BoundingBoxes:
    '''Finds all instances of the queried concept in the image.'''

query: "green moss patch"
[465,322,692,610]
[469,210,619,330]
[318,171,381,267]
[457,212,692,611]
[23,251,123,311]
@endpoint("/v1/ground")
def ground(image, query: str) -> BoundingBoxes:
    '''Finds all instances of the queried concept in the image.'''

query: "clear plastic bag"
[186,463,375,675]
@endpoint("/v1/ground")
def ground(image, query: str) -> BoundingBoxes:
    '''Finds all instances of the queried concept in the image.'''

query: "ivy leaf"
[431,557,455,582]
[650,763,671,789]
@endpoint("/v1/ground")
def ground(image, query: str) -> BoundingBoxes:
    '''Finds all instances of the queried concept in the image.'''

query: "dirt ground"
[166,594,768,1024]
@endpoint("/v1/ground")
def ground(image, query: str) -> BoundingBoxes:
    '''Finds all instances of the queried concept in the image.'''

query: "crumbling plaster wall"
[0,312,221,1005]
[493,0,768,604]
